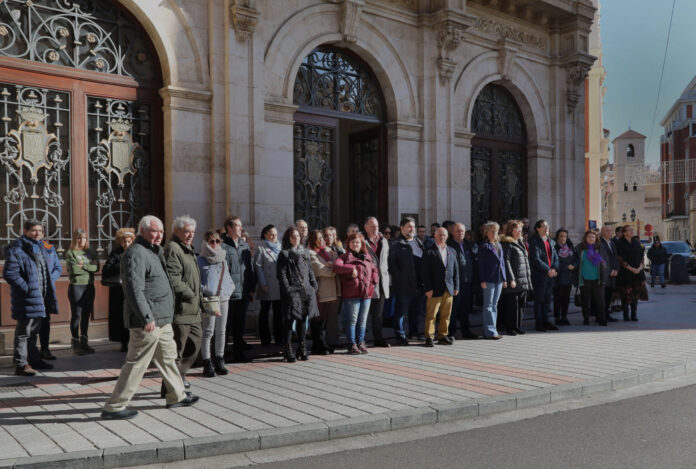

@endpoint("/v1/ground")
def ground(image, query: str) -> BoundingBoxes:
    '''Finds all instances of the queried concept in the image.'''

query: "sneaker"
[358,342,369,354]
[424,338,434,347]
[40,349,56,360]
[347,344,361,355]
[15,364,37,376]
[101,408,138,420]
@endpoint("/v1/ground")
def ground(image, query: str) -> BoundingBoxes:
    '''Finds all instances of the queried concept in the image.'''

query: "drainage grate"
[0,382,37,393]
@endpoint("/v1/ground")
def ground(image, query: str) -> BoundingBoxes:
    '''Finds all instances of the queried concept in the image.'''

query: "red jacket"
[333,251,379,299]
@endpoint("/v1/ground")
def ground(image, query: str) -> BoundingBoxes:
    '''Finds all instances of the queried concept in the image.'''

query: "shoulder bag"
[201,261,225,317]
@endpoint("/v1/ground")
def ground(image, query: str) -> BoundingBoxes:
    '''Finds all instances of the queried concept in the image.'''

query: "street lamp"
[630,209,636,222]
[622,212,627,222]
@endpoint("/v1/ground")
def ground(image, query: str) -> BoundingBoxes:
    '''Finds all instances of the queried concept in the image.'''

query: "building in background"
[660,75,696,244]
[0,0,596,348]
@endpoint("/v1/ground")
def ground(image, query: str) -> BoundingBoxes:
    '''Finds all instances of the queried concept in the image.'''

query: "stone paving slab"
[1,283,695,468]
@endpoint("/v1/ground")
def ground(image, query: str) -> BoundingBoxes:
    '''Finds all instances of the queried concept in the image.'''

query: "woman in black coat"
[615,225,646,321]
[499,220,531,335]
[552,228,577,326]
[277,226,319,362]
[102,228,135,352]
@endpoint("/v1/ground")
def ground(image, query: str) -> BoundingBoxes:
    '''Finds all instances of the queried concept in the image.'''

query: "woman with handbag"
[576,230,607,326]
[102,228,135,352]
[615,225,646,321]
[499,220,531,336]
[198,229,235,377]
[553,228,577,326]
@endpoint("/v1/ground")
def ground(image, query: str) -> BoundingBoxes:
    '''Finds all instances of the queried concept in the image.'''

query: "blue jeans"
[651,263,665,286]
[532,276,554,327]
[343,298,371,344]
[481,282,503,337]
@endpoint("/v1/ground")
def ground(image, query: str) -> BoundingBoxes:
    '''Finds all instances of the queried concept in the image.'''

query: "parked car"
[645,241,696,277]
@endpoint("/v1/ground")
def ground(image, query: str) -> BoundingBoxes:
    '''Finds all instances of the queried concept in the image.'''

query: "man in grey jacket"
[364,216,391,347]
[101,215,198,420]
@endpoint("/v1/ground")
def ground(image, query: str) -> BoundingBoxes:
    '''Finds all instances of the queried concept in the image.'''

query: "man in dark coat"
[363,216,391,347]
[221,215,257,362]
[599,225,619,321]
[421,228,459,346]
[102,215,198,420]
[3,220,60,376]
[528,220,559,332]
[388,217,425,345]
[447,223,480,340]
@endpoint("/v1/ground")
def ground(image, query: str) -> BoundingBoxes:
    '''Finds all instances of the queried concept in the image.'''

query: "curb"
[2,360,695,469]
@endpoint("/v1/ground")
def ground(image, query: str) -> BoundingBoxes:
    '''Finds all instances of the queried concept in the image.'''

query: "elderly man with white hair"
[164,215,203,396]
[102,215,198,420]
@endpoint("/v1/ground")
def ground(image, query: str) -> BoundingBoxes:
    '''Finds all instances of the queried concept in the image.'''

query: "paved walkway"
[1,283,696,468]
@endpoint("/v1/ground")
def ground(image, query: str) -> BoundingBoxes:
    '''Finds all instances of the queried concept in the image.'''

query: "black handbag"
[573,286,582,307]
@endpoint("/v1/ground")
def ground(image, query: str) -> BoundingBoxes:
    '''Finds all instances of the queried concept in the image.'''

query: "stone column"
[385,121,423,224]
[453,129,474,226]
[526,142,555,225]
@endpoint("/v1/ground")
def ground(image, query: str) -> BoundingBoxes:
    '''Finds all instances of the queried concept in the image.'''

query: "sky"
[601,0,696,164]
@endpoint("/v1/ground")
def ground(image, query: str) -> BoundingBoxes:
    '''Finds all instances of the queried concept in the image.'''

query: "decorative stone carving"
[340,0,365,43]
[474,16,546,50]
[230,2,260,42]
[497,39,518,81]
[383,0,417,10]
[433,11,476,85]
[564,63,592,113]
[437,57,457,85]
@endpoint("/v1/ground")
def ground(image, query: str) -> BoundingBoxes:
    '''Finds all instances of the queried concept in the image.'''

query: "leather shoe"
[374,339,391,348]
[437,337,452,345]
[606,315,618,322]
[101,408,138,420]
[544,322,559,331]
[395,335,409,346]
[461,331,481,340]
[486,335,502,340]
[514,328,526,335]
[40,349,56,360]
[535,325,547,332]
[30,360,53,370]
[424,338,434,347]
[15,364,37,376]
[166,394,200,409]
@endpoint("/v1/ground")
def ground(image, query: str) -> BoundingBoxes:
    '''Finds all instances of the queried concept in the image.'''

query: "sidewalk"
[1,283,696,469]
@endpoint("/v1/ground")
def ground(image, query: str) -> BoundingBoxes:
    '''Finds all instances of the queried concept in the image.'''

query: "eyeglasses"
[209,239,221,245]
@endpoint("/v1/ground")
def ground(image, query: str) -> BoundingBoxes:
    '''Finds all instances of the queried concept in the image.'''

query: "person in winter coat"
[323,226,345,255]
[4,219,61,376]
[528,220,559,332]
[478,221,510,339]
[334,232,379,354]
[647,237,668,288]
[308,229,338,355]
[198,229,235,378]
[615,225,646,321]
[499,220,532,336]
[599,225,620,322]
[164,215,203,395]
[254,224,283,345]
[364,216,391,348]
[102,228,135,352]
[102,215,198,420]
[65,228,100,355]
[277,226,319,362]
[552,228,577,326]
[221,215,256,362]
[576,230,607,326]
[447,223,480,340]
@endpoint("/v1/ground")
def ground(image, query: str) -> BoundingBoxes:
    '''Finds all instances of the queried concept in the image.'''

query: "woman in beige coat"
[308,230,338,354]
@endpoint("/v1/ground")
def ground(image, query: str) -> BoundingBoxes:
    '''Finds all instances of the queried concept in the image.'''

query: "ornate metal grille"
[0,0,156,80]
[0,82,71,255]
[293,48,383,120]
[471,84,526,233]
[293,123,333,230]
[471,84,526,142]
[351,135,379,225]
[87,97,151,257]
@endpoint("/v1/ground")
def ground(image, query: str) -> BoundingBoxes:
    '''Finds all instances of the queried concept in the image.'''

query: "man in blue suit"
[528,219,559,332]
[421,227,459,346]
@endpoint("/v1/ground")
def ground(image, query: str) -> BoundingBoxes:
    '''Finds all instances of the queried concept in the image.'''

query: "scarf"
[262,239,281,256]
[585,244,603,266]
[351,250,366,261]
[315,247,332,263]
[558,243,573,258]
[200,239,226,264]
[24,235,42,254]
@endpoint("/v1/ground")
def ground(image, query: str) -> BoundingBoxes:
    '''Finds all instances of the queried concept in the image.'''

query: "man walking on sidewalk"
[4,219,60,376]
[102,215,198,420]
[421,227,459,347]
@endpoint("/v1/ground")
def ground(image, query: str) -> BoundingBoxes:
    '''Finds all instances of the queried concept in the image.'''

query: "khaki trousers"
[103,323,185,412]
[424,291,453,340]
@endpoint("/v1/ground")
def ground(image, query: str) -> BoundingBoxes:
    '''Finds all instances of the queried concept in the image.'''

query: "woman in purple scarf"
[576,230,607,326]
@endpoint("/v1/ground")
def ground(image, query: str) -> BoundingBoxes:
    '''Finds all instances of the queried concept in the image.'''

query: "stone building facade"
[0,0,595,344]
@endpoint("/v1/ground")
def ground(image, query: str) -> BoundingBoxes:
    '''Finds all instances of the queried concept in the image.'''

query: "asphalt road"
[253,384,696,469]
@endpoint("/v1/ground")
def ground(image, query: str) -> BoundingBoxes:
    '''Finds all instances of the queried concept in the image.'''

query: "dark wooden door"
[349,127,386,225]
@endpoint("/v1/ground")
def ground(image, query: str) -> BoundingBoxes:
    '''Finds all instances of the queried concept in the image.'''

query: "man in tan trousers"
[101,215,199,420]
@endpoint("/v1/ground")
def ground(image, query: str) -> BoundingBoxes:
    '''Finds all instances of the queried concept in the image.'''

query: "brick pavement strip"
[3,287,696,468]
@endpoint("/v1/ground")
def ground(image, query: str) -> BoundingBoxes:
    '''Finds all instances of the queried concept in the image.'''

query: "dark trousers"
[227,296,250,349]
[259,300,283,345]
[39,313,51,351]
[581,280,606,323]
[172,322,203,377]
[604,286,615,315]
[408,295,425,338]
[448,283,473,337]
[499,291,526,331]
[68,284,95,338]
[369,296,386,342]
[622,299,638,320]
[285,316,307,350]
[553,285,572,320]
[14,317,42,367]
[532,276,553,327]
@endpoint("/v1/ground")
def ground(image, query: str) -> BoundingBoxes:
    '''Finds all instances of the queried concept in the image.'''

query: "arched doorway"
[470,83,527,235]
[292,46,386,230]
[0,0,163,259]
